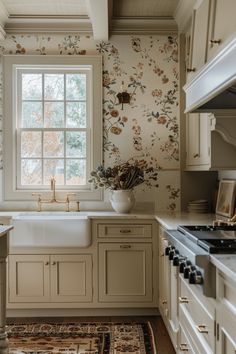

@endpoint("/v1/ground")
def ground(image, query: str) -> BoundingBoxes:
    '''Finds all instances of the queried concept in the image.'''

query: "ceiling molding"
[5,18,92,34]
[0,0,8,39]
[110,17,177,35]
[174,0,196,33]
[86,0,108,41]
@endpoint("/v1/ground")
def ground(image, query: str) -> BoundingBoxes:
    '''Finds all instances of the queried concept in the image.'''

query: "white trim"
[3,55,103,202]
[86,0,108,41]
[174,0,196,33]
[184,34,236,112]
[110,17,177,35]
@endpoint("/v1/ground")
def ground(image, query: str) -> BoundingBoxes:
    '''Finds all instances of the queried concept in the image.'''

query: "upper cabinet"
[186,111,236,171]
[207,0,236,61]
[183,0,236,112]
[186,0,211,81]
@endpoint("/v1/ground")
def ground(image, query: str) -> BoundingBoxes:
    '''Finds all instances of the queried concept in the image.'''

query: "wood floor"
[7,315,175,354]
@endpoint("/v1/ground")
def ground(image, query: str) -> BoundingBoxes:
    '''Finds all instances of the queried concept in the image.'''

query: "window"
[3,56,102,201]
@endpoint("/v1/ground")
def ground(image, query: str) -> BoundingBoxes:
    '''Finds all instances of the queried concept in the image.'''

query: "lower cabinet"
[8,254,93,303]
[98,242,153,303]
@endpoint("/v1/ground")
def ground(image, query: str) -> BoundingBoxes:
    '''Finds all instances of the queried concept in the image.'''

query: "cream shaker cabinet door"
[187,0,211,80]
[98,243,152,303]
[216,307,236,354]
[186,113,210,170]
[158,231,170,319]
[208,0,236,61]
[50,254,92,303]
[8,255,50,303]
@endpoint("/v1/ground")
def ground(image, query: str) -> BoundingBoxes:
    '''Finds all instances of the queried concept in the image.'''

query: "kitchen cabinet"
[186,113,210,170]
[95,219,157,307]
[216,271,236,354]
[207,0,236,61]
[186,0,211,81]
[186,112,236,171]
[8,254,93,303]
[158,226,179,351]
[98,242,152,303]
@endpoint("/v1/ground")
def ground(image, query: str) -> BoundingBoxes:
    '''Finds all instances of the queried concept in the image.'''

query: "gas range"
[163,224,236,298]
[177,225,236,253]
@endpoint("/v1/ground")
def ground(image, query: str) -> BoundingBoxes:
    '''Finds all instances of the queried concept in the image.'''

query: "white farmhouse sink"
[11,213,91,247]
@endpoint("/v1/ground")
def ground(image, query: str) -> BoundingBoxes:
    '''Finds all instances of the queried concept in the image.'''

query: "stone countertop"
[155,211,215,230]
[0,225,13,237]
[210,254,236,283]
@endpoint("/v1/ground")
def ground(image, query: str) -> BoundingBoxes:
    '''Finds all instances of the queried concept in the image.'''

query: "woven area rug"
[7,322,156,354]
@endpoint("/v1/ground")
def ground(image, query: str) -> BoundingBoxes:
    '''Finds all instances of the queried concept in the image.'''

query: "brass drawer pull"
[193,153,199,158]
[196,324,208,334]
[180,343,189,351]
[120,229,132,233]
[162,300,167,305]
[186,67,196,73]
[120,244,131,249]
[179,296,189,304]
[209,39,221,45]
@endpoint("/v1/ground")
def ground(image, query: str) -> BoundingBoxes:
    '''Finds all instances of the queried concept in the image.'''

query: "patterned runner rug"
[7,322,157,354]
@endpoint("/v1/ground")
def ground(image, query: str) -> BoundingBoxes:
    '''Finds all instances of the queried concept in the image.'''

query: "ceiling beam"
[86,0,109,41]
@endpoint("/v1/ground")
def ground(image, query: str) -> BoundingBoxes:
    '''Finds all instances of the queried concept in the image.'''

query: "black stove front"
[177,224,236,254]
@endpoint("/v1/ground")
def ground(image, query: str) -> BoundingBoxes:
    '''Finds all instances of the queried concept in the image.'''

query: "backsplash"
[0,34,180,211]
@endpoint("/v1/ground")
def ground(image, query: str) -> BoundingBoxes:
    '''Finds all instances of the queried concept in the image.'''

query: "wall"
[0,33,180,212]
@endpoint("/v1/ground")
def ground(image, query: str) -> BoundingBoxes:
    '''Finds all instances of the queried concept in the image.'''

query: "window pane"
[21,131,42,157]
[22,74,42,100]
[21,159,42,185]
[66,102,86,128]
[44,74,64,100]
[66,159,86,185]
[22,102,43,128]
[66,74,86,100]
[44,102,64,128]
[44,131,64,157]
[44,159,64,185]
[66,132,86,157]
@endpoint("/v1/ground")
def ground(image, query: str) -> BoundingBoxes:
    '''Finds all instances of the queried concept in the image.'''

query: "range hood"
[184,37,236,113]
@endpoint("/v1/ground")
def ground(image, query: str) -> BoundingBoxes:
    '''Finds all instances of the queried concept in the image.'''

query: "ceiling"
[0,0,194,40]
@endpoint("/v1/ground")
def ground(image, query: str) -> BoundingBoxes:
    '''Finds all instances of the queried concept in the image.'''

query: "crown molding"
[174,0,196,33]
[0,0,8,39]
[110,17,177,35]
[5,17,92,34]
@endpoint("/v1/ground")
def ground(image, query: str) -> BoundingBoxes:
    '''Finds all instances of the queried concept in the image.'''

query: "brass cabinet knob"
[193,153,199,158]
[45,262,49,266]
[196,324,208,333]
[120,244,131,249]
[179,296,189,304]
[52,261,56,265]
[162,300,167,305]
[209,39,221,45]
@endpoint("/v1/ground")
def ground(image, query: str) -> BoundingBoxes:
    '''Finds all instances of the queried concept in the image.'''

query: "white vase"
[109,189,135,213]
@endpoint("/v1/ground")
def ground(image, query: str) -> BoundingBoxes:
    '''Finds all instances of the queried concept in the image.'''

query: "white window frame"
[3,55,103,201]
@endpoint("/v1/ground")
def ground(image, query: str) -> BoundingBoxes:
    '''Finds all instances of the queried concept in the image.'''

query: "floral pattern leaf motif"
[58,35,86,55]
[166,184,180,211]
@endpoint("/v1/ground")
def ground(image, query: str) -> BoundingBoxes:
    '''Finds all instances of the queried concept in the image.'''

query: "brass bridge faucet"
[32,177,80,212]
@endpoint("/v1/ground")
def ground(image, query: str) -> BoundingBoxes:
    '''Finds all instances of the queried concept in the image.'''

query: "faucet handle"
[32,193,42,212]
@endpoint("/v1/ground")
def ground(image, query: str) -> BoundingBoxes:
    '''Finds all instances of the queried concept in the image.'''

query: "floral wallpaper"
[0,33,180,211]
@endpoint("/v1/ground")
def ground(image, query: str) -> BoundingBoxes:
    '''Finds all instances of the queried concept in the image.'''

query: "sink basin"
[11,214,91,248]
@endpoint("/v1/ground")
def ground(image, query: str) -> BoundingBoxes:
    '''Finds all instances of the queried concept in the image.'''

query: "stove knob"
[194,270,203,285]
[173,255,185,266]
[169,249,179,261]
[179,260,191,273]
[184,264,194,279]
[189,271,196,284]
[165,245,175,256]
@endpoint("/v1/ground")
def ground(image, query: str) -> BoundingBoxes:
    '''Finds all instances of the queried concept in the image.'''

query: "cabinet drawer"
[217,271,236,314]
[179,325,196,354]
[97,224,152,238]
[179,276,215,352]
